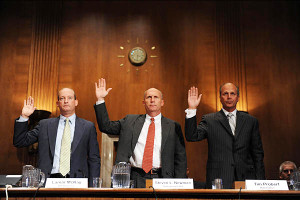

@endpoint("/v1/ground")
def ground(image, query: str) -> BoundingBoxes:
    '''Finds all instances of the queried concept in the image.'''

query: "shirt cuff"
[17,115,29,122]
[96,100,105,105]
[185,109,197,119]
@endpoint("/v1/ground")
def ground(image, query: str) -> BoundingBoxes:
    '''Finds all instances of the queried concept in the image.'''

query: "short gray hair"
[279,161,297,173]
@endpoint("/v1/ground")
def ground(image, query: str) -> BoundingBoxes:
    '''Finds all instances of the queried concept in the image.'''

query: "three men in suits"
[94,78,187,188]
[13,88,100,187]
[185,83,265,189]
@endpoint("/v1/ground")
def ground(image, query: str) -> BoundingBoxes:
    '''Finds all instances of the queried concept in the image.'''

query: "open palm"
[95,78,112,101]
[188,86,202,109]
[21,96,36,118]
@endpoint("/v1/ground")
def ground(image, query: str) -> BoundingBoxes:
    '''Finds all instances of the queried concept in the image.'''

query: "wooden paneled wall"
[0,1,299,182]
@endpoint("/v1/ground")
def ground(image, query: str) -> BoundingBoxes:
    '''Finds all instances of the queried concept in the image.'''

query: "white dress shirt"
[18,114,76,174]
[96,100,162,169]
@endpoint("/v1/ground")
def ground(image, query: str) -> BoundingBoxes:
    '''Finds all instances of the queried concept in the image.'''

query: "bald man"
[185,83,265,189]
[94,78,187,188]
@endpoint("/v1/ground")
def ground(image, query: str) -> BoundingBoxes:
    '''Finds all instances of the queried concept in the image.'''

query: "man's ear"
[75,99,78,106]
[161,100,164,107]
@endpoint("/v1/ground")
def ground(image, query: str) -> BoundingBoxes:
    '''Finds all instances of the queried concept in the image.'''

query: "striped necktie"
[60,118,71,176]
[227,113,236,135]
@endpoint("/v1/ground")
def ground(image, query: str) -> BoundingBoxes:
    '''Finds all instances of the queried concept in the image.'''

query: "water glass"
[93,177,102,188]
[130,180,135,188]
[212,178,223,189]
[291,171,300,190]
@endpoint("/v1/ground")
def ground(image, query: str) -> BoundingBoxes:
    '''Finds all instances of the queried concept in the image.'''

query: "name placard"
[152,178,194,189]
[245,180,288,190]
[45,178,88,188]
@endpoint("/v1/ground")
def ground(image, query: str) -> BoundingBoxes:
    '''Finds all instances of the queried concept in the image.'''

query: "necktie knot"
[227,113,233,118]
[151,118,154,122]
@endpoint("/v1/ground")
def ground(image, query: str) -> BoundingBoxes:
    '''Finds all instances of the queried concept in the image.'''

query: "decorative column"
[27,1,62,114]
[215,1,247,111]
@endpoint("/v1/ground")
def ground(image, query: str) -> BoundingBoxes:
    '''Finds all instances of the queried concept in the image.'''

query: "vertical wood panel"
[27,1,61,114]
[215,1,247,111]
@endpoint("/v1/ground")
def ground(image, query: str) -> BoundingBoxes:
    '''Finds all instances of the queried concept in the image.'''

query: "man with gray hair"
[279,161,297,180]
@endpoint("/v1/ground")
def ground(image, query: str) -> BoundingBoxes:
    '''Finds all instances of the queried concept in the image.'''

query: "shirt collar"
[60,113,76,124]
[146,113,162,122]
[222,108,237,117]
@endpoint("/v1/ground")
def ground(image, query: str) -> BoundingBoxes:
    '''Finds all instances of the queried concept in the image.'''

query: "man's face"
[56,88,78,116]
[220,83,239,112]
[143,88,164,116]
[280,164,296,180]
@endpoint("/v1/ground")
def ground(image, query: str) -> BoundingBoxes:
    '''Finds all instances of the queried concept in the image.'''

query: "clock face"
[128,47,147,66]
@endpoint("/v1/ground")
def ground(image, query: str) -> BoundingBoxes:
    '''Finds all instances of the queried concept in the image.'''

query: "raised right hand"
[95,78,112,101]
[21,96,36,119]
[188,86,202,109]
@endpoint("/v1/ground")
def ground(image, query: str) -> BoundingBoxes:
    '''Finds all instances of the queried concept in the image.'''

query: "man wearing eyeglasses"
[279,161,297,183]
[13,88,100,187]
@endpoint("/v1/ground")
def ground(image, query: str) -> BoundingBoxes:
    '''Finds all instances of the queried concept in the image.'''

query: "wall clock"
[128,47,147,66]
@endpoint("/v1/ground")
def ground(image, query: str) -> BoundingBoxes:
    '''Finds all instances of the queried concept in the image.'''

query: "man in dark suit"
[94,78,187,188]
[14,88,100,187]
[185,83,265,189]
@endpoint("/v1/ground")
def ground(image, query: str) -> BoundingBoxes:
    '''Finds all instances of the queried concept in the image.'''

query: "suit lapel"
[217,110,234,137]
[131,115,146,152]
[48,117,59,157]
[235,111,246,138]
[161,116,170,153]
[72,117,85,153]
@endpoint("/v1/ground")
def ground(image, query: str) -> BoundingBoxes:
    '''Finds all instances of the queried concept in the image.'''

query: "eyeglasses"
[283,169,294,173]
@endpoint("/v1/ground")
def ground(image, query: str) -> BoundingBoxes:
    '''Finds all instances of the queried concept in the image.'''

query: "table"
[1,188,300,200]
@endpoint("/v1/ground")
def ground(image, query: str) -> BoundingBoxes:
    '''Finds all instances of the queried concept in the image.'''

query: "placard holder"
[234,181,245,189]
[146,179,153,188]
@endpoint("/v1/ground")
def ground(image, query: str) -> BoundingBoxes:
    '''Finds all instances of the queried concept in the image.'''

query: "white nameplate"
[152,178,194,189]
[245,180,288,190]
[45,178,88,188]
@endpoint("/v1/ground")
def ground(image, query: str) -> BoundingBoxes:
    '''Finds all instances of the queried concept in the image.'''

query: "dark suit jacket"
[13,116,100,187]
[94,103,187,178]
[185,110,265,189]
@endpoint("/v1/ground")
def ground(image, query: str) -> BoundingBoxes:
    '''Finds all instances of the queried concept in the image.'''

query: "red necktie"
[142,118,155,173]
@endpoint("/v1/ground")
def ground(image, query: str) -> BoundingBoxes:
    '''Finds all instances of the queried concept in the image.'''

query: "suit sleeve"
[174,122,188,178]
[250,118,265,179]
[94,103,122,135]
[13,118,39,147]
[87,124,101,185]
[185,115,208,142]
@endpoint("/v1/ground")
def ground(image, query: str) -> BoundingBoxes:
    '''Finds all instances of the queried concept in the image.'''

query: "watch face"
[128,47,147,66]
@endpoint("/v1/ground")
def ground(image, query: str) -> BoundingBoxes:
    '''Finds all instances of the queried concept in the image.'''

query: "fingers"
[107,88,112,93]
[96,78,107,88]
[188,86,198,96]
[25,96,34,106]
[198,94,202,101]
